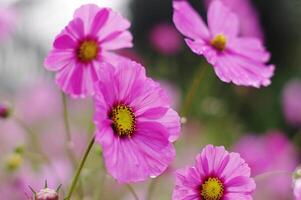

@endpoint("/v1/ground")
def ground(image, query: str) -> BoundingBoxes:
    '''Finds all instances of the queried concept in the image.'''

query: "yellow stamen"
[201,177,224,200]
[77,40,98,62]
[111,105,135,137]
[211,34,227,51]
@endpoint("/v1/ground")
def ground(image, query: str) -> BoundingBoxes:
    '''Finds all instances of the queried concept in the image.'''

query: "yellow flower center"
[211,34,227,51]
[77,40,99,62]
[201,177,224,200]
[111,105,136,137]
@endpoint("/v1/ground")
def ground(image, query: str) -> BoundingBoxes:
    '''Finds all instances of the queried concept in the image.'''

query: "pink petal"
[228,37,271,62]
[73,4,100,34]
[97,8,131,40]
[207,1,239,39]
[64,18,85,40]
[213,53,274,87]
[223,193,253,200]
[94,62,118,106]
[101,31,133,50]
[225,176,256,193]
[54,34,76,49]
[101,122,175,183]
[44,50,74,71]
[138,107,169,119]
[155,109,181,142]
[185,39,218,65]
[101,51,131,66]
[90,8,109,36]
[55,61,84,96]
[173,0,210,41]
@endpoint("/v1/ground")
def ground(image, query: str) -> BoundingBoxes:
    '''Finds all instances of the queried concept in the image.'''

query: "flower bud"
[0,103,10,119]
[5,152,23,172]
[35,188,58,200]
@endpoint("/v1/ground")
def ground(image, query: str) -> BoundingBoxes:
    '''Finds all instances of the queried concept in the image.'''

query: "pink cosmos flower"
[149,23,183,55]
[93,60,181,183]
[173,145,256,200]
[233,131,298,200]
[204,0,264,40]
[0,6,18,42]
[282,80,301,127]
[44,4,133,97]
[173,0,274,88]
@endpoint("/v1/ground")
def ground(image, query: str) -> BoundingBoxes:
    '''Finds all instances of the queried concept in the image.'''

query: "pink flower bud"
[35,188,58,200]
[0,103,10,119]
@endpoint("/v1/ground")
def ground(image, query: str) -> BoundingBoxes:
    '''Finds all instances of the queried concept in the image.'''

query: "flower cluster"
[3,0,297,199]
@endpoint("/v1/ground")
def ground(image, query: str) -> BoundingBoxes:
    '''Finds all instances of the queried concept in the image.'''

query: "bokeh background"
[0,0,301,199]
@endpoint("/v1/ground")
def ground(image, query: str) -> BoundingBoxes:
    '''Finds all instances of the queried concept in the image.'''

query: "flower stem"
[64,136,95,200]
[61,93,77,167]
[181,65,207,117]
[126,184,140,200]
[146,179,157,200]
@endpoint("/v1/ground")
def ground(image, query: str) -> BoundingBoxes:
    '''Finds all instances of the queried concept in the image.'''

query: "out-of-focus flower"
[15,80,60,124]
[234,131,298,200]
[35,187,59,200]
[93,60,181,182]
[159,81,181,109]
[282,80,301,127]
[0,103,10,119]
[173,0,274,88]
[173,145,255,200]
[44,4,133,98]
[149,23,182,55]
[204,0,264,40]
[0,6,18,42]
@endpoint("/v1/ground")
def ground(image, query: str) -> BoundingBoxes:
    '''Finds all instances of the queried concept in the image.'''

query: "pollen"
[111,105,136,137]
[211,34,227,51]
[201,177,224,200]
[77,40,99,62]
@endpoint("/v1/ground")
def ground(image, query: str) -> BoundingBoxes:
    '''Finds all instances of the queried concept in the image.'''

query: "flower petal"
[208,1,239,39]
[173,0,210,41]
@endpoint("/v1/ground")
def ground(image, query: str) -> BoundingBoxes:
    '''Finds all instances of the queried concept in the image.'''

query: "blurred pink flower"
[40,126,87,160]
[0,120,26,156]
[149,23,182,55]
[93,61,180,182]
[173,145,255,200]
[0,6,18,41]
[233,131,298,200]
[44,4,133,97]
[282,80,301,127]
[159,81,181,110]
[15,80,60,124]
[173,0,274,88]
[204,0,264,40]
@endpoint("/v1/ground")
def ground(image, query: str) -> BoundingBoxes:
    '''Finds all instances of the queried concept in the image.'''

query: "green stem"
[126,184,139,200]
[146,179,157,200]
[65,136,95,200]
[61,93,77,167]
[181,65,207,117]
